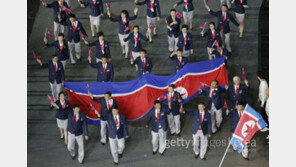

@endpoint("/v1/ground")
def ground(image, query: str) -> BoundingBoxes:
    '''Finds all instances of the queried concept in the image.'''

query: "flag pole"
[218,141,231,167]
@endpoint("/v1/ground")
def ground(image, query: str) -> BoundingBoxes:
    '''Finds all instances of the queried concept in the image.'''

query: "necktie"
[60,43,63,51]
[122,18,126,25]
[74,113,77,122]
[142,58,145,68]
[115,116,119,126]
[170,93,173,102]
[93,0,96,5]
[100,42,104,54]
[72,23,76,31]
[219,50,223,57]
[157,111,159,120]
[62,102,65,109]
[185,0,189,6]
[212,31,215,39]
[150,1,154,12]
[178,57,181,66]
[103,64,106,73]
[134,34,138,47]
[184,34,187,46]
[200,113,203,122]
[210,89,214,98]
[222,13,226,22]
[235,86,239,96]
[107,101,111,110]
[54,62,57,72]
[239,112,241,118]
[240,0,243,4]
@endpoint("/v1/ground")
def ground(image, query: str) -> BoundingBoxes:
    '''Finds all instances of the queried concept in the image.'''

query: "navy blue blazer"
[42,61,65,84]
[227,84,249,109]
[109,15,137,35]
[177,32,193,50]
[132,57,153,77]
[228,109,242,133]
[200,87,224,110]
[90,62,114,82]
[46,40,69,61]
[203,29,222,48]
[68,110,88,136]
[233,0,248,14]
[166,16,182,37]
[46,1,70,23]
[146,106,170,132]
[83,0,104,16]
[123,33,148,52]
[159,91,183,116]
[186,110,212,135]
[211,48,230,58]
[209,10,239,34]
[88,40,111,59]
[169,55,188,73]
[107,113,129,139]
[55,100,70,120]
[91,98,117,121]
[62,20,88,43]
[136,0,161,18]
[177,0,194,12]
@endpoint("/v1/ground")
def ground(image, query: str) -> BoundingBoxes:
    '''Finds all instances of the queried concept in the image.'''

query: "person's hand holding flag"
[47,94,55,103]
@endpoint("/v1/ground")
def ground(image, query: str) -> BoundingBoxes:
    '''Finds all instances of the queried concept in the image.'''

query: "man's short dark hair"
[237,102,245,106]
[58,33,64,37]
[181,24,189,30]
[257,71,265,79]
[222,4,228,9]
[52,54,58,58]
[133,25,139,30]
[198,102,206,106]
[112,105,119,110]
[212,80,219,85]
[72,104,80,109]
[140,49,147,54]
[101,56,107,59]
[209,22,215,27]
[177,49,183,53]
[105,91,112,96]
[58,92,65,99]
[154,100,161,105]
[170,9,177,12]
[169,84,175,89]
[69,14,76,18]
[98,31,104,37]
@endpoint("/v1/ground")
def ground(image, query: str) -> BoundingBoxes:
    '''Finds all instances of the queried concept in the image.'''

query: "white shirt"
[200,111,205,122]
[178,56,182,63]
[113,114,120,129]
[259,80,268,105]
[234,85,239,91]
[53,61,58,69]
[106,99,113,109]
[102,63,107,69]
[74,112,79,121]
[155,109,161,128]
[169,92,174,101]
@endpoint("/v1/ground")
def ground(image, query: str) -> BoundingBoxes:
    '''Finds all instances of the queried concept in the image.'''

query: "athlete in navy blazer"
[67,108,88,137]
[233,0,248,14]
[82,0,104,16]
[135,0,161,18]
[226,77,250,110]
[211,47,230,59]
[124,32,149,53]
[159,87,183,116]
[40,58,65,84]
[166,14,182,38]
[146,106,170,133]
[177,31,193,51]
[131,49,153,77]
[169,49,188,73]
[108,12,138,35]
[88,56,114,82]
[186,109,212,136]
[199,86,224,111]
[201,22,222,48]
[88,40,111,59]
[62,19,88,43]
[54,99,70,120]
[90,95,118,121]
[106,112,129,139]
[43,0,70,24]
[176,0,194,12]
[44,33,69,62]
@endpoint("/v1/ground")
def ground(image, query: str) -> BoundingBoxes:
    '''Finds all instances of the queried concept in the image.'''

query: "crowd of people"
[34,0,269,165]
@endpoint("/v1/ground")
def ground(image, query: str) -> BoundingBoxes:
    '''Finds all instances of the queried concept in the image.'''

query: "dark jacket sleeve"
[229,13,239,27]
[156,0,161,17]
[82,114,88,136]
[99,0,104,13]
[45,41,55,47]
[123,33,131,42]
[140,33,149,42]
[90,62,99,68]
[129,15,138,21]
[123,115,129,137]
[209,10,219,17]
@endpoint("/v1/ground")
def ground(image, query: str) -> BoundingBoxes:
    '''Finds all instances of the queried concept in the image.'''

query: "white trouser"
[182,49,190,57]
[168,36,179,52]
[68,41,81,64]
[151,129,167,153]
[235,13,245,23]
[233,144,248,158]
[100,120,108,143]
[53,22,65,41]
[220,0,231,8]
[109,137,125,163]
[167,113,181,134]
[183,11,193,23]
[49,81,62,101]
[193,130,208,158]
[60,60,66,70]
[220,31,231,52]
[131,51,140,60]
[67,133,84,163]
[209,103,223,133]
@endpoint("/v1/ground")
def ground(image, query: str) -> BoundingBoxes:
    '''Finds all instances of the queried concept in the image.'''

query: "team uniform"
[92,97,117,144]
[136,0,161,30]
[146,106,170,154]
[227,109,248,158]
[61,20,88,64]
[89,62,114,82]
[45,40,69,69]
[202,28,222,57]
[199,87,224,133]
[166,16,182,52]
[232,0,248,23]
[45,1,70,40]
[177,31,193,57]
[42,61,65,101]
[186,109,211,159]
[131,57,153,77]
[226,84,249,110]
[176,0,194,24]
[208,9,239,52]
[83,0,104,26]
[55,99,70,129]
[124,33,149,59]
[88,40,111,62]
[67,110,88,164]
[169,55,188,73]
[159,91,183,135]
[106,113,129,164]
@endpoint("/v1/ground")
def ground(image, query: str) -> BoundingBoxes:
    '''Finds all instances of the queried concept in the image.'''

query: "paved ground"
[27,0,269,166]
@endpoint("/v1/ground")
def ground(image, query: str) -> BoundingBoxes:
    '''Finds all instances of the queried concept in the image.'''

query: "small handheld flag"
[149,23,156,29]
[200,82,206,89]
[176,11,183,19]
[179,103,184,114]
[45,28,53,38]
[88,48,93,57]
[86,84,90,90]
[32,50,38,60]
[80,34,88,40]
[47,94,55,103]
[199,22,207,29]
[61,5,71,14]
[165,18,170,25]
[125,26,132,31]
[242,68,246,80]
[105,2,111,9]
